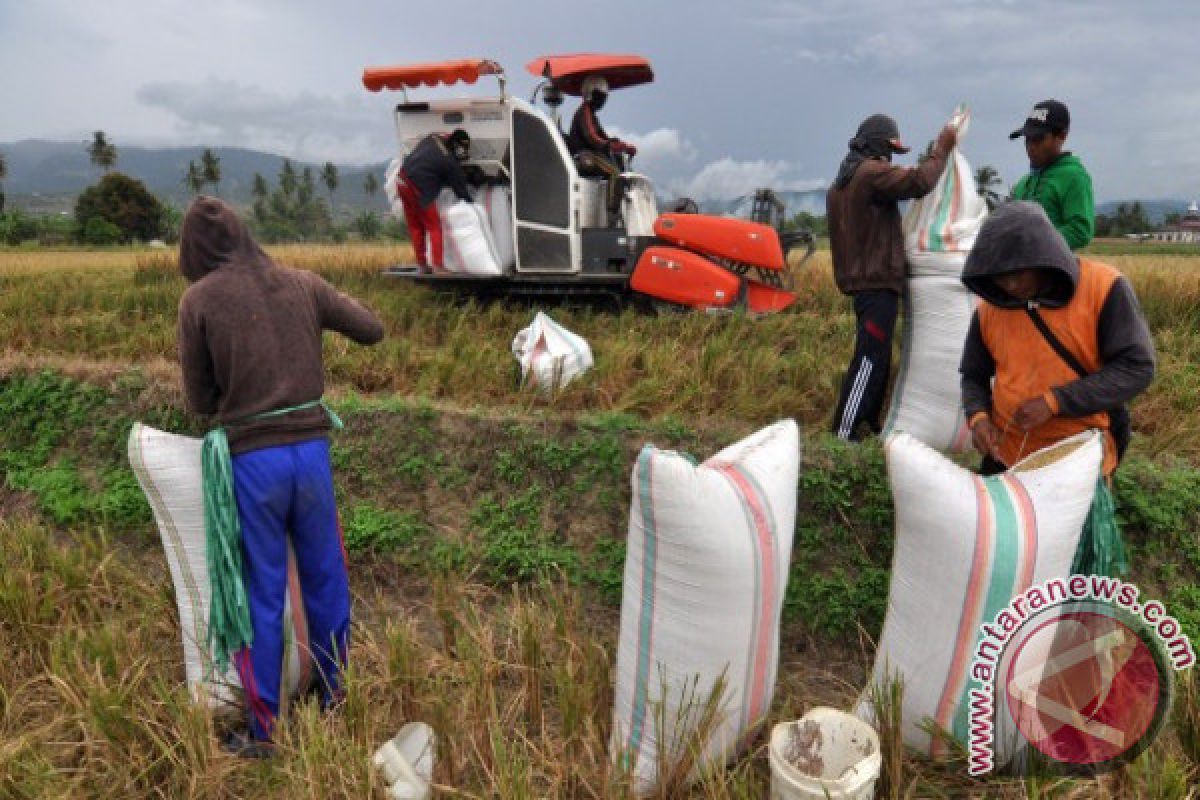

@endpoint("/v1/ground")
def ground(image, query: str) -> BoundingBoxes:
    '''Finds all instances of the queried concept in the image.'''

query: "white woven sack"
[384,158,402,215]
[859,430,1102,766]
[127,423,313,709]
[435,192,503,276]
[511,312,594,391]
[622,174,659,237]
[611,420,800,795]
[475,184,515,270]
[903,106,988,276]
[884,272,978,453]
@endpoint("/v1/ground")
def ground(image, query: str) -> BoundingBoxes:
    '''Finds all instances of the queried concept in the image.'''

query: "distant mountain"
[0,139,392,217]
[714,189,827,219]
[1095,198,1193,225]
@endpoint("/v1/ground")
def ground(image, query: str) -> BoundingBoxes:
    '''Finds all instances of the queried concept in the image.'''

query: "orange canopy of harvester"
[524,54,653,95]
[362,59,503,92]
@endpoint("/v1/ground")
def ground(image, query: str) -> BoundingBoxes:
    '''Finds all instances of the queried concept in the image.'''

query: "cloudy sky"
[1,0,1196,202]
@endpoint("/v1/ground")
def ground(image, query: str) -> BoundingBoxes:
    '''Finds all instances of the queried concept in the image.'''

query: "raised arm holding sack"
[826,113,957,441]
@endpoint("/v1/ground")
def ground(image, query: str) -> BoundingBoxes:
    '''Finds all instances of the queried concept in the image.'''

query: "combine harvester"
[363,54,812,313]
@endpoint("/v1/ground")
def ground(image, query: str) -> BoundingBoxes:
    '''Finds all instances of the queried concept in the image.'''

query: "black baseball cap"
[1009,100,1069,140]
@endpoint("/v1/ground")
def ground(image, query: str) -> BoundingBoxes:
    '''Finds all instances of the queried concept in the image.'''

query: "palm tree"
[87,131,118,174]
[200,148,222,196]
[363,172,379,203]
[183,160,204,195]
[974,165,1002,211]
[252,172,269,201]
[321,162,339,213]
[279,159,297,197]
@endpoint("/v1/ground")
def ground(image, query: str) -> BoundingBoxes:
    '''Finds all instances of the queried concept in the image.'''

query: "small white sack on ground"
[886,105,988,453]
[127,423,312,709]
[611,420,800,795]
[511,312,594,391]
[435,190,504,276]
[373,722,437,800]
[902,106,988,276]
[859,431,1102,767]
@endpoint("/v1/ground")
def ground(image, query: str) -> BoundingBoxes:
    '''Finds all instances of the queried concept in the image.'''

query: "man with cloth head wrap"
[826,113,957,440]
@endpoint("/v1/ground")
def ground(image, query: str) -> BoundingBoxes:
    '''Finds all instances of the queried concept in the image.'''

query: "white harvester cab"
[364,56,799,313]
[367,57,657,277]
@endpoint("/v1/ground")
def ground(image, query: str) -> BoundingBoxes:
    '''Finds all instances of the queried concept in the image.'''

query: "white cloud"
[136,79,388,164]
[670,158,825,202]
[607,127,698,166]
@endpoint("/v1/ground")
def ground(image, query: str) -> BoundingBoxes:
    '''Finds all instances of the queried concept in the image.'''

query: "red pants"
[396,172,443,268]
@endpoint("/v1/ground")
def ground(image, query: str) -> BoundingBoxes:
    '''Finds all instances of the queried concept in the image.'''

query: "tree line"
[0,131,403,246]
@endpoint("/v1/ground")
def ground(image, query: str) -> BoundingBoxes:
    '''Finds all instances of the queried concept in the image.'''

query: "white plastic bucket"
[372,722,436,800]
[769,708,881,800]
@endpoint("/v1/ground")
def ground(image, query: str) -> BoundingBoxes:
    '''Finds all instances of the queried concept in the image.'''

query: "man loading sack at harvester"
[567,75,637,223]
[960,202,1155,575]
[394,129,473,272]
[177,197,384,756]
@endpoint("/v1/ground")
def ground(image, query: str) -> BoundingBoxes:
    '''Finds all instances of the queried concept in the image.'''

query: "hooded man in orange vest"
[959,201,1155,479]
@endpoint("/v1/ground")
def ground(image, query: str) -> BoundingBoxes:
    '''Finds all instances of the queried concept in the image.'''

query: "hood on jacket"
[962,201,1078,308]
[179,196,271,283]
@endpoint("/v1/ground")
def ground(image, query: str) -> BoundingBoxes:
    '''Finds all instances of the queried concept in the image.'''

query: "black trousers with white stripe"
[832,289,899,441]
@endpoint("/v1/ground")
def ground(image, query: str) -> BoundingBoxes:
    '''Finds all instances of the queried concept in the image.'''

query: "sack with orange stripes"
[127,423,314,712]
[610,420,800,795]
[858,430,1103,766]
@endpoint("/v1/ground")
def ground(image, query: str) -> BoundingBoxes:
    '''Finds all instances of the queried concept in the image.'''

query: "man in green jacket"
[1009,99,1094,250]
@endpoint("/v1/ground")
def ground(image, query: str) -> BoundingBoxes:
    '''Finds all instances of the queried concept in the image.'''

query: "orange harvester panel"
[653,214,785,271]
[630,247,741,309]
[745,283,798,313]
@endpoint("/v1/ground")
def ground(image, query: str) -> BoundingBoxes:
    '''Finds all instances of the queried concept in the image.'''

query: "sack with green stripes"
[901,105,987,275]
[127,423,314,710]
[859,430,1103,765]
[611,420,799,794]
[886,106,987,454]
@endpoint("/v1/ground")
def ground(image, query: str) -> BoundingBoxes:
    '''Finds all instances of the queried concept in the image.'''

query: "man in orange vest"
[959,201,1155,478]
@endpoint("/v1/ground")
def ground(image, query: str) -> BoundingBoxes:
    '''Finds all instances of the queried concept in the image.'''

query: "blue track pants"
[230,438,350,741]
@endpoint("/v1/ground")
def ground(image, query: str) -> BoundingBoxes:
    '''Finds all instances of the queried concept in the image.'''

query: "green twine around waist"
[202,399,343,671]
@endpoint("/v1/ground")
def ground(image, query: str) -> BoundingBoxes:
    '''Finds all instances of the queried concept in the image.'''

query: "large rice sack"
[475,183,515,270]
[435,191,503,276]
[883,274,978,452]
[902,106,988,276]
[127,423,313,709]
[860,430,1103,765]
[611,420,800,794]
[886,106,987,452]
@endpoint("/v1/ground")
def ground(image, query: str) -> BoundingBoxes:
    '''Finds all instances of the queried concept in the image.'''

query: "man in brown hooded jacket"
[178,196,384,754]
[826,113,957,440]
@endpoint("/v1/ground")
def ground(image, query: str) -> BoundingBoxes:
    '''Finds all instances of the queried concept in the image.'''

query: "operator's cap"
[1010,99,1070,140]
[855,113,910,154]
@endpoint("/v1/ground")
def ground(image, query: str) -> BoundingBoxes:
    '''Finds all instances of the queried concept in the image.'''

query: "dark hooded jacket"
[959,202,1155,474]
[826,140,951,294]
[177,197,384,454]
[400,134,471,207]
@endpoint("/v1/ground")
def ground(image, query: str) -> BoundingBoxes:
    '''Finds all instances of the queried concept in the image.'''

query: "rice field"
[2,244,1199,798]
